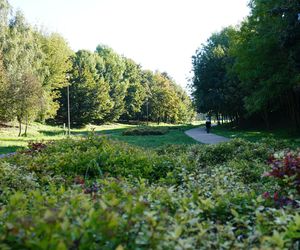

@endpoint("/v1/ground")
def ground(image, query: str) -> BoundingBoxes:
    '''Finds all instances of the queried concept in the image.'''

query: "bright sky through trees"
[9,0,250,88]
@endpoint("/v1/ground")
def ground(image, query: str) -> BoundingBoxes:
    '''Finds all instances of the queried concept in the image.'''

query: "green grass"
[212,124,300,146]
[0,122,132,154]
[111,125,199,148]
[0,122,199,154]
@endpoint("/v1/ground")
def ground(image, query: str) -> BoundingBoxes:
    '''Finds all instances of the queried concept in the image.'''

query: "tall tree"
[11,73,43,136]
[191,27,243,122]
[1,11,45,132]
[56,50,112,126]
[233,0,300,128]
[0,52,12,122]
[121,58,146,120]
[39,33,73,120]
[96,45,127,121]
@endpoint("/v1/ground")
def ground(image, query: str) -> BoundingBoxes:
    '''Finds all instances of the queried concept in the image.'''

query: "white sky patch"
[9,0,250,88]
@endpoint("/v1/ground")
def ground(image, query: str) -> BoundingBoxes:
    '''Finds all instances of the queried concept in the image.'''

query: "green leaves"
[1,137,300,249]
[192,0,300,128]
[191,27,243,120]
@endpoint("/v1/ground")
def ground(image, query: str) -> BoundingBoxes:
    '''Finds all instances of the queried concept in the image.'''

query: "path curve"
[0,152,17,159]
[185,127,230,144]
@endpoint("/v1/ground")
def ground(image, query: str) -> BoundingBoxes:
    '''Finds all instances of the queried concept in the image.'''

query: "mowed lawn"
[0,122,199,154]
[113,125,198,148]
[212,124,300,146]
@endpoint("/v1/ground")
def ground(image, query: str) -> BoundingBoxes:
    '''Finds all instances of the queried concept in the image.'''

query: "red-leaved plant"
[22,142,48,155]
[263,151,300,207]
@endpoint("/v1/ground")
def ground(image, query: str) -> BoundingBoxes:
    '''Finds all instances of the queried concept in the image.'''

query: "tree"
[0,10,45,133]
[0,52,12,122]
[96,45,127,121]
[233,0,300,128]
[11,73,43,136]
[39,33,73,121]
[149,73,177,124]
[121,58,146,121]
[56,50,112,126]
[191,27,243,123]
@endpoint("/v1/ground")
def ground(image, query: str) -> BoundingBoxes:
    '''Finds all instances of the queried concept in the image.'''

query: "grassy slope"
[0,122,199,154]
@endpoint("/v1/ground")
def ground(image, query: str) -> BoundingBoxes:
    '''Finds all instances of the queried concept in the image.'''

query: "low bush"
[122,126,169,136]
[6,137,188,184]
[1,137,299,249]
[262,151,300,207]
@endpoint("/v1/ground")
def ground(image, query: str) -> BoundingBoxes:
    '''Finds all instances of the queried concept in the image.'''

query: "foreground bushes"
[6,137,188,184]
[0,137,299,249]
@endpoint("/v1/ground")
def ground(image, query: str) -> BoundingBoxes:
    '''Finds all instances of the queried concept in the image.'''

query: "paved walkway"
[185,127,230,144]
[0,152,16,159]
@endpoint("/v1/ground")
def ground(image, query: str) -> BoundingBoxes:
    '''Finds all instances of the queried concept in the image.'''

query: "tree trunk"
[262,108,270,130]
[24,115,28,137]
[217,113,221,125]
[18,117,22,137]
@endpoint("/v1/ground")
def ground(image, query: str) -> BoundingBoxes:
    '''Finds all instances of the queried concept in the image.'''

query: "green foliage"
[38,33,73,120]
[122,58,146,120]
[0,4,73,127]
[191,0,300,128]
[56,50,113,126]
[0,53,11,122]
[95,45,128,122]
[122,126,169,136]
[191,27,243,120]
[1,137,300,249]
[0,11,45,132]
[6,137,184,182]
[0,3,194,127]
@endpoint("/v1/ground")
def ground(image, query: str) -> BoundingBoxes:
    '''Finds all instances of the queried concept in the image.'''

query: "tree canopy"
[191,0,300,129]
[0,1,195,131]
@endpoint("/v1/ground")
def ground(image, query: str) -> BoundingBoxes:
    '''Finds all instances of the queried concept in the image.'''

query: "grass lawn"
[212,124,300,146]
[111,125,199,148]
[0,122,199,154]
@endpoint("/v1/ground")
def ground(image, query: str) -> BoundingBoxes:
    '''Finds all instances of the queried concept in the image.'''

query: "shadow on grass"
[0,146,25,154]
[111,124,199,148]
[212,124,300,143]
[39,130,66,136]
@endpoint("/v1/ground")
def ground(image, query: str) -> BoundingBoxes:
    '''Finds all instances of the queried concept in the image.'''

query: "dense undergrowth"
[0,136,299,249]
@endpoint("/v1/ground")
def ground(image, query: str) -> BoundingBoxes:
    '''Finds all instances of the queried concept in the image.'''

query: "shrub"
[188,139,272,167]
[0,178,299,249]
[262,150,300,207]
[122,126,169,136]
[1,137,300,249]
[7,137,186,183]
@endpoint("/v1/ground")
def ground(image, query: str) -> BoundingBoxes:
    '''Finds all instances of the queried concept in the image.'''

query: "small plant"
[25,142,48,154]
[262,151,300,207]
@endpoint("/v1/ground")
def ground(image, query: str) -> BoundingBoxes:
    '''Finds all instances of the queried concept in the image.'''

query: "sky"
[9,0,250,89]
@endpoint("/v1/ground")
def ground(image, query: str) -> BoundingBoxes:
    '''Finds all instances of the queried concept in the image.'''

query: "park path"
[0,152,16,159]
[185,127,230,144]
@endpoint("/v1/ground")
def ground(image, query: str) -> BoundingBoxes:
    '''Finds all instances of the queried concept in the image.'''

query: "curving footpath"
[0,152,16,159]
[185,127,230,144]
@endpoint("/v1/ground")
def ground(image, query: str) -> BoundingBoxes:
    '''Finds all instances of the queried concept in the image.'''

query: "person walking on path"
[205,117,212,133]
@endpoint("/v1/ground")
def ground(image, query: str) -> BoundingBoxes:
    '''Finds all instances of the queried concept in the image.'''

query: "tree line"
[191,0,300,129]
[0,0,195,135]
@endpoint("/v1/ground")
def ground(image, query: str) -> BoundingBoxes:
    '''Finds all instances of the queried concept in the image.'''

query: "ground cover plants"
[0,136,299,249]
